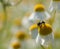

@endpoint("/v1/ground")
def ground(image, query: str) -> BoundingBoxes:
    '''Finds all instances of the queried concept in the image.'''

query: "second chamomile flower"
[29,4,50,23]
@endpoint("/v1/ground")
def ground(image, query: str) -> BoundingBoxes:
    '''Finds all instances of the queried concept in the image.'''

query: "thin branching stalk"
[0,2,7,33]
[48,9,56,25]
[41,45,45,49]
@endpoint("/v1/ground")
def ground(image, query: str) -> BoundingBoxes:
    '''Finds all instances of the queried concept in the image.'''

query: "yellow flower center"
[16,31,28,40]
[34,4,45,12]
[29,24,38,31]
[38,23,52,36]
[11,41,21,49]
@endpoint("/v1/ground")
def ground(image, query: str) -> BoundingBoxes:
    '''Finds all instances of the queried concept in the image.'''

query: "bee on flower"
[37,21,52,36]
[36,21,54,49]
[28,4,51,39]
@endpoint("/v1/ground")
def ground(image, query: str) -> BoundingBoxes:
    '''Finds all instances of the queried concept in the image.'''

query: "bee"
[37,21,52,36]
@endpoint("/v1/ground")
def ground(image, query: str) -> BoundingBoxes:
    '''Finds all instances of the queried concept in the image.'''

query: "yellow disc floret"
[29,24,38,31]
[53,0,60,2]
[34,4,45,12]
[16,31,28,40]
[38,23,52,36]
[11,41,21,49]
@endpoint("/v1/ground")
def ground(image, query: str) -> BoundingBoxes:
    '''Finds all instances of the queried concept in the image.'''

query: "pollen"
[11,41,21,49]
[29,24,38,31]
[34,4,45,12]
[38,23,52,36]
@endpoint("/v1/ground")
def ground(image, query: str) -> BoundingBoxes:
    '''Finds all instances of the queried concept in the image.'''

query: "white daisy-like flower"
[22,16,34,29]
[25,39,37,49]
[29,24,38,39]
[35,22,54,49]
[28,4,50,23]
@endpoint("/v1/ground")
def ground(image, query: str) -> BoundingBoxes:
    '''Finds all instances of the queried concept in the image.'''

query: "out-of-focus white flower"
[25,39,37,49]
[10,25,26,37]
[10,26,19,34]
[22,17,38,39]
[49,0,60,13]
[15,30,30,41]
[9,38,24,49]
[22,16,35,29]
[22,16,30,29]
[8,38,20,49]
[53,1,60,11]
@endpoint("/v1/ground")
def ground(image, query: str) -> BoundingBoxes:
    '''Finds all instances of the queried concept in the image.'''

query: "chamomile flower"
[12,18,22,27]
[22,16,31,29]
[36,21,54,49]
[25,39,37,49]
[22,13,34,29]
[34,4,45,12]
[15,30,29,40]
[11,41,21,49]
[29,24,38,39]
[28,4,50,23]
[11,17,25,34]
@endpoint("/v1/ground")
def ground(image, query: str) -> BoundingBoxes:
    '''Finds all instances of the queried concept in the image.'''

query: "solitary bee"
[37,21,52,36]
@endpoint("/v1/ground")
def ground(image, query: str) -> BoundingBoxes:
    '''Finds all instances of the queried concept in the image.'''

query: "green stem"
[0,2,7,33]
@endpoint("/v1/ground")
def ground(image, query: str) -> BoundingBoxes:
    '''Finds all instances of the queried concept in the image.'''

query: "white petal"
[22,17,31,29]
[45,11,50,20]
[29,29,38,39]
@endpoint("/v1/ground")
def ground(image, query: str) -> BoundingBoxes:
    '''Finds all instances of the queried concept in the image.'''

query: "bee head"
[37,21,45,26]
